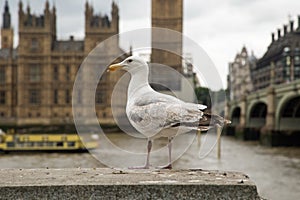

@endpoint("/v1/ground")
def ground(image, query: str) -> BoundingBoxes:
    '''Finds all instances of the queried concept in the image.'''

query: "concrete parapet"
[0,168,260,199]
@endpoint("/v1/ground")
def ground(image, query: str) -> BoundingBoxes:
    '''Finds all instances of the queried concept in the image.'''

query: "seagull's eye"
[127,59,133,63]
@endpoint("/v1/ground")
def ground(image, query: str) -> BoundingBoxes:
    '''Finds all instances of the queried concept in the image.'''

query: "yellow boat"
[0,129,98,152]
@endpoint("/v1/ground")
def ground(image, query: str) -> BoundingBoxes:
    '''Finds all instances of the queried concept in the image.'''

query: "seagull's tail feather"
[170,112,231,132]
[199,112,231,129]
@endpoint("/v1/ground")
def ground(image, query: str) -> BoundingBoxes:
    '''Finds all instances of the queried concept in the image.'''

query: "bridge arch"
[230,107,241,126]
[276,93,300,131]
[247,101,267,128]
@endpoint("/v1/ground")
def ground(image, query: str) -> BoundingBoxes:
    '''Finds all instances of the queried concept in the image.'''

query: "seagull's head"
[107,56,148,73]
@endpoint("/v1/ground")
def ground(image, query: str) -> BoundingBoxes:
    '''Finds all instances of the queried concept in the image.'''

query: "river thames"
[0,133,299,200]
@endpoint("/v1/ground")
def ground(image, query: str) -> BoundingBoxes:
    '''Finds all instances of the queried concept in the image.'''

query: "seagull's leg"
[167,137,173,168]
[129,139,152,169]
[145,139,152,168]
[158,137,173,169]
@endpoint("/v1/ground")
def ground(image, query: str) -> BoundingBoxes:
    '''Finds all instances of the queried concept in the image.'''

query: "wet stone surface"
[0,168,260,199]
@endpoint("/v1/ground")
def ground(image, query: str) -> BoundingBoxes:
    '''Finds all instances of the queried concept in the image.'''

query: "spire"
[85,0,89,10]
[277,28,281,38]
[2,0,11,28]
[129,45,133,55]
[241,45,247,54]
[45,0,50,12]
[283,24,288,35]
[290,20,294,32]
[26,3,30,14]
[19,0,23,10]
[85,0,91,16]
[112,0,118,15]
[4,0,9,12]
[52,3,56,14]
[298,15,300,31]
[46,0,49,9]
[18,0,23,15]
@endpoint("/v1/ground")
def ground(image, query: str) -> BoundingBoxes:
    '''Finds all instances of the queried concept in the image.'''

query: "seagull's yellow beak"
[107,63,123,72]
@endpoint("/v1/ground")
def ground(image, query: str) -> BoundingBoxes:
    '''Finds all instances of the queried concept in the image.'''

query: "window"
[29,89,40,105]
[54,90,58,104]
[65,90,70,104]
[0,68,5,84]
[31,38,39,51]
[57,142,63,147]
[286,56,291,66]
[53,66,59,81]
[68,142,75,147]
[29,65,40,82]
[77,89,82,104]
[0,91,5,104]
[295,66,300,78]
[66,65,70,81]
[95,90,105,104]
[76,68,82,81]
[295,56,300,66]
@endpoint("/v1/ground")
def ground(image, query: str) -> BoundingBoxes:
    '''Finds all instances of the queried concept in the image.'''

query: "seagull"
[108,56,229,169]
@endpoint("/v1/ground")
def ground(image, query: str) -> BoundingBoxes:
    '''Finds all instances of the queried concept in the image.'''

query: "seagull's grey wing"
[127,100,170,136]
[137,92,207,128]
[128,94,206,134]
[163,102,205,129]
[132,90,185,107]
[133,92,206,109]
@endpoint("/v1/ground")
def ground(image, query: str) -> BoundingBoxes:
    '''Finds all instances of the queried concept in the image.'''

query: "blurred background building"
[150,0,183,91]
[228,16,300,99]
[226,16,300,146]
[228,46,256,101]
[0,1,127,131]
[0,0,195,132]
[253,19,300,90]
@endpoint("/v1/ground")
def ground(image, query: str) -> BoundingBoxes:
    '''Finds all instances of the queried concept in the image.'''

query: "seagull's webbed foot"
[128,139,152,170]
[128,164,151,170]
[156,163,172,170]
[156,137,173,170]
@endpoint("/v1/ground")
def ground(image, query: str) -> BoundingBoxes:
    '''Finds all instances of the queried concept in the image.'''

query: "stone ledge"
[0,168,260,199]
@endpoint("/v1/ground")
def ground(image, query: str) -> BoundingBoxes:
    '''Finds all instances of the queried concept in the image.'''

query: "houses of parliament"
[0,0,184,131]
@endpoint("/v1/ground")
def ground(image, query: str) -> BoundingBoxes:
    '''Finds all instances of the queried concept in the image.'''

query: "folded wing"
[127,94,210,134]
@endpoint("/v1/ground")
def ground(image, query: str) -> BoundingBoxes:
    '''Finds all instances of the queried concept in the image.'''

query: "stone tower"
[228,46,255,101]
[0,0,16,121]
[17,0,57,122]
[18,0,56,55]
[1,0,14,49]
[83,1,122,122]
[84,1,119,54]
[0,1,127,129]
[151,0,183,90]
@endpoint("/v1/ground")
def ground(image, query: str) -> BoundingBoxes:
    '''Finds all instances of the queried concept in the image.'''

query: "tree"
[194,87,211,108]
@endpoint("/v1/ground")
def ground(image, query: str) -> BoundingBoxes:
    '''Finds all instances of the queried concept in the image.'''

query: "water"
[0,133,299,200]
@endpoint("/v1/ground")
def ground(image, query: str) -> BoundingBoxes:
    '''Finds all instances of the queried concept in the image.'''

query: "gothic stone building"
[0,1,126,130]
[228,47,256,101]
[228,16,300,100]
[150,0,183,91]
[253,17,300,90]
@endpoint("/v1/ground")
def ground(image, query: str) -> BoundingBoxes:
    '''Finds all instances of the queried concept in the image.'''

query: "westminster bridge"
[226,79,300,146]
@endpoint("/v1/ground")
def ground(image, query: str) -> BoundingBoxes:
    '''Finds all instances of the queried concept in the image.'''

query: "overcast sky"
[1,0,300,88]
